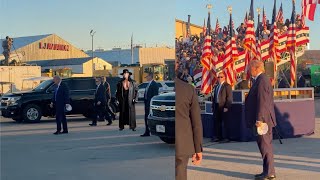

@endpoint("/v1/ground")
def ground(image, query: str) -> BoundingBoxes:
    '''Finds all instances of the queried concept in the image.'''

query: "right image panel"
[175,0,318,179]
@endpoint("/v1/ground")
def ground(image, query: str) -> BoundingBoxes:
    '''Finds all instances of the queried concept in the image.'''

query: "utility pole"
[90,30,96,75]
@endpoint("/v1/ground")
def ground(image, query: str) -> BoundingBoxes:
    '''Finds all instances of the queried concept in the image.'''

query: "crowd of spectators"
[176,14,305,84]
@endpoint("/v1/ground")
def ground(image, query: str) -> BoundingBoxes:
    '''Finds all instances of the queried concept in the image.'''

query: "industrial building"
[0,34,112,76]
[29,57,112,77]
[87,46,175,65]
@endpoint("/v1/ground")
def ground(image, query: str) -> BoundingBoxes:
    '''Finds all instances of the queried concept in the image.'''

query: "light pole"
[90,30,96,75]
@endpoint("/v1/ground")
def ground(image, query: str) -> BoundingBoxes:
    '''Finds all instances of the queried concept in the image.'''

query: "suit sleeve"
[153,82,159,96]
[256,78,270,123]
[190,87,203,153]
[63,84,70,104]
[116,82,121,101]
[225,84,233,109]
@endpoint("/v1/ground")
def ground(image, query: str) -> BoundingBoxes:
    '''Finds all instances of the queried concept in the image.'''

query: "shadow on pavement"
[188,166,253,179]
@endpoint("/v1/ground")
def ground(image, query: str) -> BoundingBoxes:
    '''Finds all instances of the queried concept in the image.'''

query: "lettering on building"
[39,42,70,51]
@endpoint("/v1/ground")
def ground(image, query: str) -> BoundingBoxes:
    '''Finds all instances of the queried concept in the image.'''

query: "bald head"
[249,60,265,77]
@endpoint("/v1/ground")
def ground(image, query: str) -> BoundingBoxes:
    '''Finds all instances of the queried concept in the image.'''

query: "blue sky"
[0,0,174,50]
[176,0,320,50]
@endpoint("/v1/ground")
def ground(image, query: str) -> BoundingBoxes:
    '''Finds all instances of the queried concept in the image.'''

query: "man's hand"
[49,102,53,108]
[97,101,101,105]
[223,108,228,112]
[192,152,203,166]
[255,121,263,127]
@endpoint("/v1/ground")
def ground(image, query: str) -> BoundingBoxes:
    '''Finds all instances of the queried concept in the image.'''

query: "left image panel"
[0,0,175,179]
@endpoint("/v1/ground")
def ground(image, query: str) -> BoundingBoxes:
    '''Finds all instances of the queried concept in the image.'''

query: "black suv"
[147,92,175,144]
[0,77,120,123]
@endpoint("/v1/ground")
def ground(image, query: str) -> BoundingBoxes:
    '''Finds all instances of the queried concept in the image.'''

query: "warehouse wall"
[16,34,89,62]
[83,57,112,77]
[175,19,203,39]
[138,47,175,65]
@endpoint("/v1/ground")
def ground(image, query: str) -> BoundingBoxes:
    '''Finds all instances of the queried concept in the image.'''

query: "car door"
[69,78,96,115]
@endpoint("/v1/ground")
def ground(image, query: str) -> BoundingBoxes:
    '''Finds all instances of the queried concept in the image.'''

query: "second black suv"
[0,77,120,123]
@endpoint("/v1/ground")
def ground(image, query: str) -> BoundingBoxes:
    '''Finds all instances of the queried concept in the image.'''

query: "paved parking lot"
[0,104,174,180]
[188,98,320,180]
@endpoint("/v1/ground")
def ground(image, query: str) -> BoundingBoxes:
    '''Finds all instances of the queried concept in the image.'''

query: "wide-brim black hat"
[120,69,132,75]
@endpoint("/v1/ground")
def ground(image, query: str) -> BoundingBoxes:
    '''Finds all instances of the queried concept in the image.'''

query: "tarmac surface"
[1,99,319,180]
[0,103,175,180]
[188,98,320,180]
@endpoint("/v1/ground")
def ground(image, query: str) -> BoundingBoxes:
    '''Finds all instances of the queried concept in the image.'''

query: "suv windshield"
[33,80,53,91]
[165,82,174,87]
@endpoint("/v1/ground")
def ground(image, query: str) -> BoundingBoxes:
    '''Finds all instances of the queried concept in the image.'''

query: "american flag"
[276,3,284,24]
[232,20,235,30]
[193,68,203,88]
[215,18,220,33]
[263,7,267,30]
[256,12,262,61]
[203,18,206,36]
[287,0,297,87]
[302,0,318,21]
[201,12,215,95]
[301,10,306,27]
[244,12,248,25]
[223,13,238,86]
[270,0,280,72]
[243,19,257,58]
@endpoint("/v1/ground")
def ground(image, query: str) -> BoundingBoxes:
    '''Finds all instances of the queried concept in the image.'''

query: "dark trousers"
[257,127,275,176]
[144,105,150,134]
[214,103,229,140]
[175,155,189,180]
[104,102,112,123]
[92,105,105,124]
[56,109,68,132]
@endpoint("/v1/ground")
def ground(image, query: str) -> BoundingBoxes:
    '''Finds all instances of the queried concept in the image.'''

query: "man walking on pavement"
[89,77,106,126]
[50,76,70,135]
[141,72,159,137]
[102,76,113,125]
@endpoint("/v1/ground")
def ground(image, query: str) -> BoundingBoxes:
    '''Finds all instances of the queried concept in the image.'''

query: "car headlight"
[149,100,154,116]
[7,97,21,106]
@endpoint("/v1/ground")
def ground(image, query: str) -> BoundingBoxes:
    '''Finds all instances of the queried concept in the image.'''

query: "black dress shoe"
[106,122,112,126]
[132,129,136,131]
[61,131,68,134]
[211,138,221,142]
[119,128,124,131]
[53,131,61,135]
[89,123,97,126]
[140,133,150,137]
[254,173,265,178]
[262,175,276,180]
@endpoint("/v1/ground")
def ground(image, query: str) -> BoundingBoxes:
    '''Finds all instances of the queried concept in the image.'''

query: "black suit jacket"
[245,73,277,128]
[144,80,159,108]
[297,76,306,87]
[52,82,70,112]
[212,82,233,110]
[175,78,203,156]
[95,84,106,106]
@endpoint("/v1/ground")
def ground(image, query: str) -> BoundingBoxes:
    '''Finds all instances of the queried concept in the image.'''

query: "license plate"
[156,125,165,133]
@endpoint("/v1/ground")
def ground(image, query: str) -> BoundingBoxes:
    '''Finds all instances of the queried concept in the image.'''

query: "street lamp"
[90,30,96,74]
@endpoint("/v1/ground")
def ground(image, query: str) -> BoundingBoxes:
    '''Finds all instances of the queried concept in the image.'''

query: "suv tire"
[23,104,42,123]
[160,137,175,144]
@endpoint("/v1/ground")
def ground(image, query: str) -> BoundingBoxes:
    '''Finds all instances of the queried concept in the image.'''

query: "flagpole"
[293,0,298,88]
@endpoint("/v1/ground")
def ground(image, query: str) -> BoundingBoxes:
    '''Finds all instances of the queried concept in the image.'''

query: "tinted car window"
[138,83,148,89]
[165,82,174,87]
[69,79,96,90]
[33,80,53,91]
